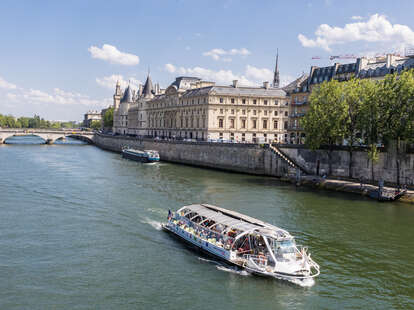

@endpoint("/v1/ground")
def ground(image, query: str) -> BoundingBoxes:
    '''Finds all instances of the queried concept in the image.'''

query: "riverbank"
[281,175,414,204]
[92,133,414,204]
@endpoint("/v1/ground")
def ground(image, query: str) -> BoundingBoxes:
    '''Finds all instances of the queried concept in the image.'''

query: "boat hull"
[163,223,230,261]
[122,151,159,163]
[163,221,317,286]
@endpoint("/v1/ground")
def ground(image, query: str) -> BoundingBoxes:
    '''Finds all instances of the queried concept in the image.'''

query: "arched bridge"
[0,129,94,144]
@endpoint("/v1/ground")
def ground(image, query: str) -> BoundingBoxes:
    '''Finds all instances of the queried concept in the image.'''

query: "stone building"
[145,77,289,143]
[83,110,101,128]
[112,74,161,135]
[286,54,414,144]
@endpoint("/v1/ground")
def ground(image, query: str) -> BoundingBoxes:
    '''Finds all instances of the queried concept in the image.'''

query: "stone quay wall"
[93,134,290,176]
[279,145,414,186]
[93,134,414,186]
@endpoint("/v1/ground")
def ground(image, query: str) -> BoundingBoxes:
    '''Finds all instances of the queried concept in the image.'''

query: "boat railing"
[174,215,233,249]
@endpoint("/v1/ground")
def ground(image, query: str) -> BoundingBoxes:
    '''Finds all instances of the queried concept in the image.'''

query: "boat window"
[275,239,296,255]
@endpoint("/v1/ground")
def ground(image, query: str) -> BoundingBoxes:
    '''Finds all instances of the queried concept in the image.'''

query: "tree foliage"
[303,69,414,183]
[103,107,114,128]
[0,114,77,129]
[90,120,101,131]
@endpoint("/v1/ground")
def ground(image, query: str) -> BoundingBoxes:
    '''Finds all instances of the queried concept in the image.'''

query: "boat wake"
[197,257,250,276]
[216,265,250,276]
[140,217,162,231]
[287,277,315,288]
[197,257,219,264]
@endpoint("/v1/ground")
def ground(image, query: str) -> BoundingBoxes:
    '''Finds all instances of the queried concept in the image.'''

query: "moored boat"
[122,147,160,163]
[162,204,320,286]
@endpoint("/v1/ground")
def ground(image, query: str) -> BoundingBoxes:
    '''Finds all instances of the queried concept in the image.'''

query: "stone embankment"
[93,133,290,176]
[93,134,414,204]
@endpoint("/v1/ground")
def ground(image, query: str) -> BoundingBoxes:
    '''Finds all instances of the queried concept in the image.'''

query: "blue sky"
[1,0,414,121]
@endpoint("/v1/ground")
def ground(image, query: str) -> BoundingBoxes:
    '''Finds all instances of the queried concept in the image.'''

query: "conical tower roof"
[120,85,133,103]
[142,74,154,97]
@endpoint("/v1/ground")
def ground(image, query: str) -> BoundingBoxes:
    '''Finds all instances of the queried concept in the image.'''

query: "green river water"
[1,136,413,309]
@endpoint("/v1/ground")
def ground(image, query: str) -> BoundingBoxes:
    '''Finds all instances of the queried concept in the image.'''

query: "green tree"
[90,120,101,131]
[103,107,114,128]
[358,79,381,183]
[342,79,366,178]
[302,80,347,175]
[377,70,414,186]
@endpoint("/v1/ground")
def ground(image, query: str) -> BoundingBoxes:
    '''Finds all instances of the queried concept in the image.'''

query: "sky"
[1,0,414,121]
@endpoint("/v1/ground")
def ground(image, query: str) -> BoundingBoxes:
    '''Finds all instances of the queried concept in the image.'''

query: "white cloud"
[0,76,17,89]
[298,14,414,51]
[351,15,363,20]
[245,65,273,82]
[165,63,176,73]
[88,44,139,65]
[96,74,141,91]
[203,48,251,61]
[164,63,291,87]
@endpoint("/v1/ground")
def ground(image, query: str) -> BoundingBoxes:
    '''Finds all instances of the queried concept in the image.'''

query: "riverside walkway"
[286,175,414,204]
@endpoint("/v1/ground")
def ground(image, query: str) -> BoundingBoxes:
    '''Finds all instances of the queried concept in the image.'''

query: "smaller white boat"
[122,147,160,163]
[163,204,320,286]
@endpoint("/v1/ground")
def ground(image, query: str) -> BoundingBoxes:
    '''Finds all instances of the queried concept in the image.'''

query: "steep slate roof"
[210,86,286,97]
[120,85,133,103]
[142,75,154,96]
[282,74,308,93]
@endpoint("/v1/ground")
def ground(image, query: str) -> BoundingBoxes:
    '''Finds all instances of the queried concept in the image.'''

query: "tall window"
[220,108,223,114]
[274,111,278,116]
[263,119,267,129]
[253,99,257,105]
[219,98,223,103]
[219,119,224,128]
[274,120,278,129]
[242,109,246,115]
[230,119,235,128]
[253,110,257,115]
[241,119,246,128]
[264,110,267,116]
[231,109,234,114]
[284,121,288,129]
[242,99,246,104]
[264,100,268,105]
[285,111,288,116]
[274,100,279,105]
[252,120,257,129]
[231,98,235,103]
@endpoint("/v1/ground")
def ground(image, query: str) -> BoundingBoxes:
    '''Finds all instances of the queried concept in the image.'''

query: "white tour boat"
[163,204,320,286]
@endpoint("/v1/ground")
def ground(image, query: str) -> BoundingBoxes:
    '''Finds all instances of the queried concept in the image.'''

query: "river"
[1,136,413,309]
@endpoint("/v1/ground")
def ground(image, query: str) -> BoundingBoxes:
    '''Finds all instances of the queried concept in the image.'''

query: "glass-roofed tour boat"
[163,204,320,286]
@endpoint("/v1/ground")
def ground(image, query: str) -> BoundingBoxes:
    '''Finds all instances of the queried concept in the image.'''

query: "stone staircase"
[269,145,309,175]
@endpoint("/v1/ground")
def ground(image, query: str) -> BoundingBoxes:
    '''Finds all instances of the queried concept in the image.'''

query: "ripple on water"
[1,138,414,310]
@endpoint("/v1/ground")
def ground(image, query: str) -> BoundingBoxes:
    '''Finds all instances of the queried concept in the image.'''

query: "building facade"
[145,78,289,143]
[112,76,290,143]
[83,110,102,128]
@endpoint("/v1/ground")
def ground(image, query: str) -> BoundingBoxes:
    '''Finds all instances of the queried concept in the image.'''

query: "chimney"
[138,84,143,96]
[263,81,269,89]
[232,80,238,88]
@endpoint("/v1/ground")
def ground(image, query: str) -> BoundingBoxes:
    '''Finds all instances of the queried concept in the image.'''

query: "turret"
[142,74,154,99]
[113,80,122,109]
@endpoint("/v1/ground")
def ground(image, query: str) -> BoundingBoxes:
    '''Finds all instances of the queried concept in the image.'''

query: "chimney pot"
[232,80,238,88]
[263,81,269,89]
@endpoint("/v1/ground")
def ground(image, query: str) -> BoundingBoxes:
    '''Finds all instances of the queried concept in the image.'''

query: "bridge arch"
[0,130,94,144]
